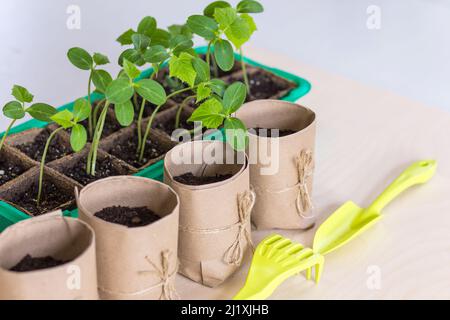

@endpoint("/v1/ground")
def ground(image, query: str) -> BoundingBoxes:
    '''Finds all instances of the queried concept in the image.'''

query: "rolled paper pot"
[236,99,317,230]
[0,212,98,300]
[76,176,180,300]
[164,140,253,287]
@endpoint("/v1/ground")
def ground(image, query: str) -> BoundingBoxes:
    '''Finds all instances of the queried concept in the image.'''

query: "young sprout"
[1,85,57,152]
[187,0,264,92]
[188,81,248,151]
[67,47,110,138]
[36,100,89,205]
[86,59,167,175]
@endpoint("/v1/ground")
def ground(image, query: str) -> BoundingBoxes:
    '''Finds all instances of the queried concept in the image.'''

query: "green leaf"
[170,35,194,56]
[92,69,113,93]
[11,85,33,103]
[27,103,57,122]
[137,16,157,37]
[214,7,238,28]
[204,1,231,17]
[67,47,93,70]
[106,78,134,104]
[224,15,255,48]
[196,83,212,102]
[224,117,248,151]
[93,53,110,65]
[168,24,193,39]
[3,101,25,119]
[208,79,226,97]
[135,79,167,106]
[237,0,264,13]
[114,100,134,127]
[151,29,171,48]
[186,15,218,40]
[143,45,170,63]
[73,98,91,122]
[70,124,87,152]
[192,57,210,83]
[214,39,235,71]
[117,28,136,45]
[51,109,74,129]
[122,59,141,79]
[169,52,197,87]
[223,81,247,114]
[188,98,225,129]
[132,33,151,51]
[118,48,142,66]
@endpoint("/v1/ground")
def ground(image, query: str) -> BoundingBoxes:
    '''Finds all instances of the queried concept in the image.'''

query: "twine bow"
[140,250,179,300]
[295,149,314,217]
[223,189,256,266]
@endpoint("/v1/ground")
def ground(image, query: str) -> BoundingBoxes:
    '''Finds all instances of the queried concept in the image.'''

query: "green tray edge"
[0,46,311,230]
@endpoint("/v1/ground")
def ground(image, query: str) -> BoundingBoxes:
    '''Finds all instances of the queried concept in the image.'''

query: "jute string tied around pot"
[178,189,256,266]
[253,149,314,218]
[139,250,179,300]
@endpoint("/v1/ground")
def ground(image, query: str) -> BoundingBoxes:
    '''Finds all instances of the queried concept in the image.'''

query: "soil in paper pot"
[10,255,70,272]
[94,206,161,228]
[174,172,234,186]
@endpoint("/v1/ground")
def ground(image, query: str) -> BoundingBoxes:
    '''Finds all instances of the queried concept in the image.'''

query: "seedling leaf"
[137,16,157,37]
[11,85,33,103]
[27,103,57,122]
[223,81,247,114]
[169,52,197,87]
[70,124,87,152]
[197,83,212,102]
[224,117,248,151]
[114,100,135,126]
[118,48,143,66]
[192,57,210,83]
[187,15,218,40]
[237,0,264,13]
[73,98,91,122]
[117,29,136,45]
[67,47,93,70]
[51,109,74,129]
[123,59,141,79]
[3,101,25,119]
[204,1,231,17]
[93,53,110,65]
[214,6,238,28]
[105,78,134,104]
[170,35,194,56]
[188,98,224,129]
[144,45,170,63]
[92,69,113,93]
[151,29,171,48]
[135,79,167,106]
[132,33,151,51]
[214,39,235,71]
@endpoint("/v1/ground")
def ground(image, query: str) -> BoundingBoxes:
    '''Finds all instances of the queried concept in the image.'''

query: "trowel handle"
[367,160,437,213]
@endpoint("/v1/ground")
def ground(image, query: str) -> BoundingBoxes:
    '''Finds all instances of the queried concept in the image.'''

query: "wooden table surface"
[176,47,450,300]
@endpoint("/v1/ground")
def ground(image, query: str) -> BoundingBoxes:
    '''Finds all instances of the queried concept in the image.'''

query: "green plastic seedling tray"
[0,47,311,231]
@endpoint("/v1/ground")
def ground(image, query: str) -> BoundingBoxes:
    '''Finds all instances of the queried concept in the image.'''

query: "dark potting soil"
[94,206,161,227]
[62,155,133,186]
[0,157,26,186]
[154,112,195,136]
[16,128,72,162]
[10,180,74,216]
[229,70,292,101]
[174,172,234,186]
[10,254,69,272]
[107,131,167,168]
[252,128,297,138]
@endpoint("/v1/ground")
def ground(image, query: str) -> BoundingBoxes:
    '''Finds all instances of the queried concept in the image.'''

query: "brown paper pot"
[0,144,37,188]
[164,141,253,287]
[236,100,317,230]
[76,176,180,300]
[0,213,98,300]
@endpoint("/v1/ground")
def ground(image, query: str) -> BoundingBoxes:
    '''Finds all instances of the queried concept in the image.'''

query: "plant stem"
[175,95,195,129]
[206,41,212,68]
[92,99,105,130]
[137,98,146,153]
[89,101,110,176]
[0,119,16,153]
[139,87,197,161]
[240,48,250,94]
[37,127,64,206]
[87,70,94,139]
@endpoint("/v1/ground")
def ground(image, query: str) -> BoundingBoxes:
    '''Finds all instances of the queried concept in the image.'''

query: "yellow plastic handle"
[367,160,437,213]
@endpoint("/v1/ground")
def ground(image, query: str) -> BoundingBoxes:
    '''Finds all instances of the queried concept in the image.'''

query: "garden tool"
[234,160,437,300]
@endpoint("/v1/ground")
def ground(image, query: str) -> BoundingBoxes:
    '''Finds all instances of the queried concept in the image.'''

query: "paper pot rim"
[163,140,248,191]
[76,175,180,231]
[0,215,95,274]
[241,99,316,140]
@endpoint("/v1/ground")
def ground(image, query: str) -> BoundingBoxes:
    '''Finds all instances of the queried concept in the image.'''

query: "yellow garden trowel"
[234,160,437,300]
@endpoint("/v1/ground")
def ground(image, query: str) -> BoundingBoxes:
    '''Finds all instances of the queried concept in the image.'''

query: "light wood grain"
[175,47,450,300]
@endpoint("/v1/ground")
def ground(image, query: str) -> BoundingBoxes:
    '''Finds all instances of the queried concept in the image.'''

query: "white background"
[1,0,449,130]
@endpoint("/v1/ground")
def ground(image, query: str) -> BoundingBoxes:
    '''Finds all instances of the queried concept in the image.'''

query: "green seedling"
[36,99,90,205]
[188,81,248,151]
[86,59,167,175]
[187,0,264,91]
[67,47,110,138]
[1,85,57,152]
